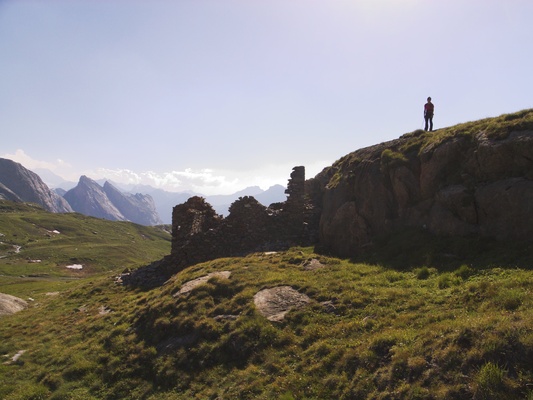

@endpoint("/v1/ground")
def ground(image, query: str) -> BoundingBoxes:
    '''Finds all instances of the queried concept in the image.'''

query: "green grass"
[0,200,170,298]
[0,245,531,399]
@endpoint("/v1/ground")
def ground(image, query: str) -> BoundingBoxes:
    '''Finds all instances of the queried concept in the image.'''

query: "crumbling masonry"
[122,166,319,288]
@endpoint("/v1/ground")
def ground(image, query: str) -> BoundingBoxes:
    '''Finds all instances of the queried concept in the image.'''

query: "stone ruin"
[121,166,319,288]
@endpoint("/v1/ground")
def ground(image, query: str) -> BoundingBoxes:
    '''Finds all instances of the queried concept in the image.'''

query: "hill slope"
[0,247,532,399]
[0,200,170,281]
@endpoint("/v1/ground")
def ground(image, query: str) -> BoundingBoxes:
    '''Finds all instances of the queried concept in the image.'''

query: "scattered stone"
[303,258,326,270]
[174,271,231,297]
[3,350,26,365]
[320,300,337,314]
[253,286,311,322]
[98,305,112,315]
[0,293,28,317]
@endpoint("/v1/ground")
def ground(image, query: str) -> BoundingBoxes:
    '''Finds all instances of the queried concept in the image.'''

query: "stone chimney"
[171,196,221,254]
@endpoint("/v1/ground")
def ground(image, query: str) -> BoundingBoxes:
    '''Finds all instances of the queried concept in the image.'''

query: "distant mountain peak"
[0,158,73,213]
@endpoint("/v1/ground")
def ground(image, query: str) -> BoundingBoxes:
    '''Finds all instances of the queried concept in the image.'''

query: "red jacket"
[424,102,434,116]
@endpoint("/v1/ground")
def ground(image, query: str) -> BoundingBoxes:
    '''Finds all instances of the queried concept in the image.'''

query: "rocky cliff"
[64,176,126,221]
[103,181,162,225]
[64,176,161,225]
[0,158,73,213]
[309,109,533,257]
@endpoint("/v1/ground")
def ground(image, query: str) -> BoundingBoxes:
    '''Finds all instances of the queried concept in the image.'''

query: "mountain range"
[62,176,162,225]
[0,158,287,225]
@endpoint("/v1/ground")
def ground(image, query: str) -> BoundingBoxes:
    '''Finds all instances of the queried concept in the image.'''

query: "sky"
[1,0,532,195]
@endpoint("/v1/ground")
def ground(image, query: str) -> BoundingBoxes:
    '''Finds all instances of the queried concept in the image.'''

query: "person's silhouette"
[424,97,434,131]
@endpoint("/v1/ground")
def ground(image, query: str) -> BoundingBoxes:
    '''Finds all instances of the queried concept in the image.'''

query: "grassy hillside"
[0,244,532,399]
[0,200,170,297]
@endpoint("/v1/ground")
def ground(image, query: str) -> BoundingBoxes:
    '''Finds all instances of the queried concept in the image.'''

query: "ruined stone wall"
[169,166,318,267]
[122,166,319,288]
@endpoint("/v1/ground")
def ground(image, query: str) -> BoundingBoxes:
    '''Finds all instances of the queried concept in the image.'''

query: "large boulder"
[0,293,28,317]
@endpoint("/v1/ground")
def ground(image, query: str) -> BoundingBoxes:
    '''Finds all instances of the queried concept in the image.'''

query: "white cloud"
[84,160,332,195]
[87,167,241,195]
[1,149,68,171]
[1,149,332,195]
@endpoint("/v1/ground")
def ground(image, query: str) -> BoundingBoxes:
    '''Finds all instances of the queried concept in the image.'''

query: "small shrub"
[384,270,403,283]
[495,289,523,311]
[454,264,474,280]
[415,266,430,280]
[369,335,397,358]
[438,273,454,289]
[381,149,409,170]
[474,362,506,398]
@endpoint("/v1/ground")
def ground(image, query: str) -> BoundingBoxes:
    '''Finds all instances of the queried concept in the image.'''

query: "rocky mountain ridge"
[0,158,73,213]
[0,160,163,225]
[63,176,162,225]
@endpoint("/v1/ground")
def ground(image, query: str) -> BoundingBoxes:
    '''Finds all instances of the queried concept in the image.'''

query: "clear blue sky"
[1,0,532,194]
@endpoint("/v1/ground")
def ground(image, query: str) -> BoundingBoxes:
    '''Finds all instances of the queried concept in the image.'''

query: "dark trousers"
[425,114,433,131]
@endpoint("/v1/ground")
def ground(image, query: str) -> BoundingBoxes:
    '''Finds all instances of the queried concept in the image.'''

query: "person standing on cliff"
[424,97,434,131]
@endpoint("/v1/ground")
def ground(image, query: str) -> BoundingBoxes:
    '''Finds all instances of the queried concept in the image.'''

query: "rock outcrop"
[63,176,162,225]
[0,158,73,213]
[310,110,533,257]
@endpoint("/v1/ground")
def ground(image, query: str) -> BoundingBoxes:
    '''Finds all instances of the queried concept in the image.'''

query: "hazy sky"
[1,0,532,194]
